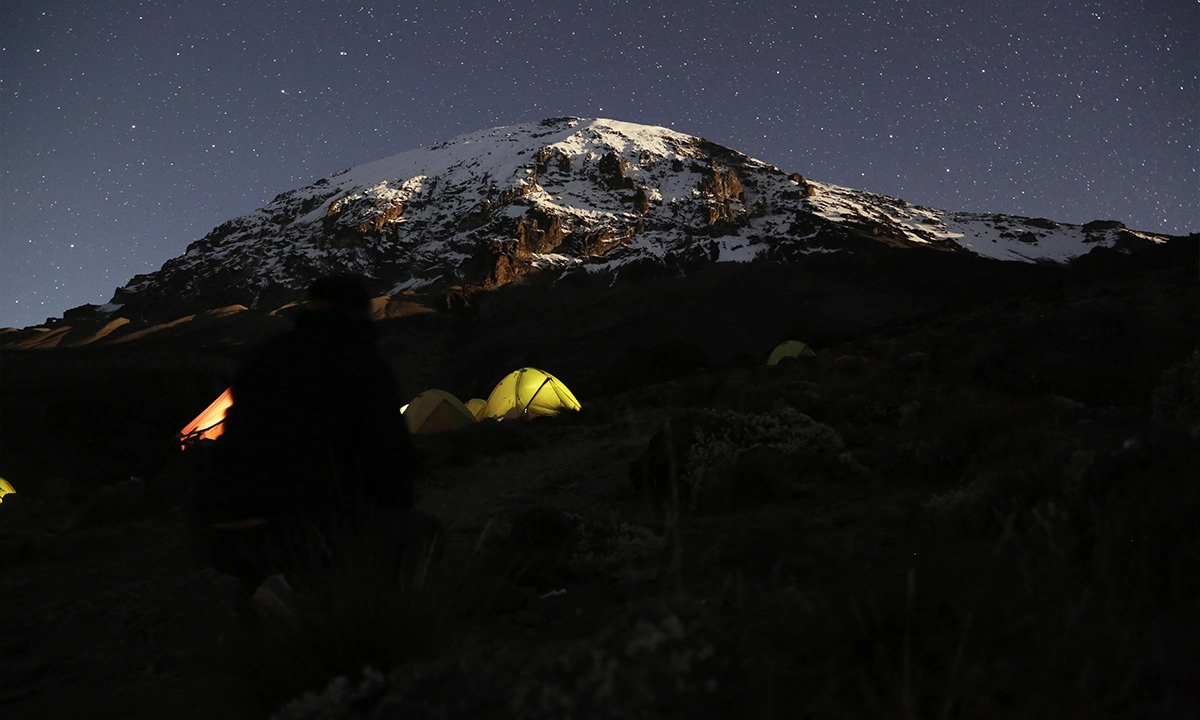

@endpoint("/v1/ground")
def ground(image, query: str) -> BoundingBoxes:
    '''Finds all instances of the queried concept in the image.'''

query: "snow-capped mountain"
[107,117,1169,321]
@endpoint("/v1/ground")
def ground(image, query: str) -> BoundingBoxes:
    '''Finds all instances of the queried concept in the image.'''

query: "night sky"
[2,1,1196,329]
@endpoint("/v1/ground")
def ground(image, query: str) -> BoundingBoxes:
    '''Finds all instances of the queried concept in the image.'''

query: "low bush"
[227,522,456,711]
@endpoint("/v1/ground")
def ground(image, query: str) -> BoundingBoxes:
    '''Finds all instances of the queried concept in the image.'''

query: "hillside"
[0,232,1197,718]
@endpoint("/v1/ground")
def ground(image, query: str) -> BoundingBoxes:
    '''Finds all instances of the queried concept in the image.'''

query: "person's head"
[306,275,372,316]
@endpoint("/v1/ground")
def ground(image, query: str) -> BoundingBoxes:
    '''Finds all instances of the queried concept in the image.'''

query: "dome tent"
[403,389,478,434]
[767,340,816,366]
[179,387,234,449]
[481,367,581,420]
[465,397,488,420]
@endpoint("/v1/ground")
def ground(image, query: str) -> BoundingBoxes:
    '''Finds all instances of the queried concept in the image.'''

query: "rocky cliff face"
[96,117,1173,323]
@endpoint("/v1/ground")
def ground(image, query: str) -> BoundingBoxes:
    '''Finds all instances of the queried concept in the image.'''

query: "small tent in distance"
[0,477,15,504]
[403,389,478,434]
[767,340,816,366]
[465,398,488,420]
[481,367,581,420]
[179,387,234,449]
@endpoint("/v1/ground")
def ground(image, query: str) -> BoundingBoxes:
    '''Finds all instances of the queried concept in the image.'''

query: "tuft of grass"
[224,518,458,711]
[730,536,1188,720]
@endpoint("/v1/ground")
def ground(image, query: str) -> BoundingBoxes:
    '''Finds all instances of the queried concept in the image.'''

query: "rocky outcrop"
[514,208,569,254]
[698,164,743,204]
[324,196,404,237]
[633,186,651,215]
[787,172,816,198]
[533,145,573,177]
[596,151,634,190]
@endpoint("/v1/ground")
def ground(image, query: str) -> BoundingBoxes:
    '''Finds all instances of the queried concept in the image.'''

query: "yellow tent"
[0,477,14,504]
[403,389,478,434]
[481,367,581,420]
[465,397,488,420]
[767,340,816,365]
[179,387,233,449]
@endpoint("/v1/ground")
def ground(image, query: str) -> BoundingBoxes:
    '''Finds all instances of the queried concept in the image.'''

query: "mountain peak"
[96,117,1170,323]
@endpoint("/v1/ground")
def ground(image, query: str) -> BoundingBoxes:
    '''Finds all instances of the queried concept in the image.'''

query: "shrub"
[227,521,455,711]
[1151,349,1200,435]
[476,506,665,582]
[630,407,866,511]
[272,600,745,720]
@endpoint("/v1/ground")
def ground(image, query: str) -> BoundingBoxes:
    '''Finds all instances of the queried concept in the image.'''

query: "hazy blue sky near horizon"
[2,0,1196,329]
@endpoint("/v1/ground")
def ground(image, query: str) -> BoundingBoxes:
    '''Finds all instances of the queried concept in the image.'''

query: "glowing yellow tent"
[767,340,816,365]
[179,387,233,449]
[481,367,581,420]
[0,477,14,504]
[402,389,478,434]
[465,398,488,420]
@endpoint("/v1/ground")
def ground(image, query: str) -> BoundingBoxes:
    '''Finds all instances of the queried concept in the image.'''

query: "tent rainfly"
[179,387,233,449]
[481,367,581,420]
[767,340,817,366]
[0,477,14,504]
[403,389,478,434]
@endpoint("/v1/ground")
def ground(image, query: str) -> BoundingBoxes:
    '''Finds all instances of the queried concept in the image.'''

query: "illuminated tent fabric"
[465,398,488,420]
[767,340,816,366]
[403,389,477,434]
[0,477,14,504]
[482,367,581,420]
[179,387,234,449]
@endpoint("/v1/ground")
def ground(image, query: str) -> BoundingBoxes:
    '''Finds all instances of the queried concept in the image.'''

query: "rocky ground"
[1,246,1198,719]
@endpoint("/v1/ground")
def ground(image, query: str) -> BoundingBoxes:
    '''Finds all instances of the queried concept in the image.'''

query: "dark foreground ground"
[1,251,1198,719]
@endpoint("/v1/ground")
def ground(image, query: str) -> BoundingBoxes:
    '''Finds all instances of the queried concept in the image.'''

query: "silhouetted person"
[191,275,426,594]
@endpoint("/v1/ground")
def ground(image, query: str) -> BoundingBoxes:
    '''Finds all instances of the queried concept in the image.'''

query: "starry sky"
[2,1,1196,329]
